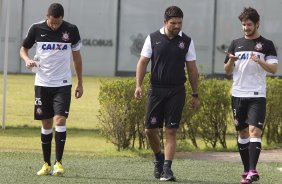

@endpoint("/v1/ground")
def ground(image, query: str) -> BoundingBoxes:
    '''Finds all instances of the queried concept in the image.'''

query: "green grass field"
[1,151,282,184]
[1,74,282,183]
[0,74,118,129]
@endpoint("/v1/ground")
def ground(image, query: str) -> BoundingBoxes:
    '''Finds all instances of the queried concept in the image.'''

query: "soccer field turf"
[0,151,282,184]
[0,74,107,129]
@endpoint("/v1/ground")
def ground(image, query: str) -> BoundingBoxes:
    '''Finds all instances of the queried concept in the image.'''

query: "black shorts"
[145,85,185,129]
[231,96,266,131]
[34,85,72,120]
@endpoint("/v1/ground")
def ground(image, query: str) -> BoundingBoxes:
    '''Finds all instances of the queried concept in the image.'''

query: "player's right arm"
[20,24,37,69]
[224,41,237,75]
[20,46,37,69]
[135,35,152,99]
[135,56,150,99]
[224,52,238,75]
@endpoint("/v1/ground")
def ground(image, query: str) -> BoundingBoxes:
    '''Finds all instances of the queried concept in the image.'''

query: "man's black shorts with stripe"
[145,85,185,129]
[34,85,72,120]
[231,96,266,131]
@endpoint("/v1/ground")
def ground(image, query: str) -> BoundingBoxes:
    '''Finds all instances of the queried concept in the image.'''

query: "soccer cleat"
[241,171,248,179]
[52,161,65,176]
[246,170,259,182]
[153,153,164,178]
[241,178,251,184]
[36,162,52,176]
[160,169,176,181]
[241,172,251,184]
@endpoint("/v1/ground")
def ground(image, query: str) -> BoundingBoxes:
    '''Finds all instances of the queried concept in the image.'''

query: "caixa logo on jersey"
[237,53,261,60]
[42,43,68,50]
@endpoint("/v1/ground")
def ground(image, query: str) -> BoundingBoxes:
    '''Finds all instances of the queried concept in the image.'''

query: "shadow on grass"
[0,125,101,137]
[64,175,238,184]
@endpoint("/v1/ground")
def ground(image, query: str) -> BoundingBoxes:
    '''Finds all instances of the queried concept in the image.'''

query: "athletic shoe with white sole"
[36,162,52,176]
[246,170,259,182]
[153,153,164,178]
[241,171,251,184]
[160,169,176,181]
[52,161,65,176]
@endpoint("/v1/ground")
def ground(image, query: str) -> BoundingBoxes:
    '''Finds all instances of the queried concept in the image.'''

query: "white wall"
[68,0,117,76]
[117,0,215,74]
[0,0,282,76]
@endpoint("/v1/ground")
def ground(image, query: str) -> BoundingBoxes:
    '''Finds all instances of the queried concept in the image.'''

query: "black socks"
[41,129,53,166]
[249,138,261,170]
[55,130,66,163]
[155,151,164,161]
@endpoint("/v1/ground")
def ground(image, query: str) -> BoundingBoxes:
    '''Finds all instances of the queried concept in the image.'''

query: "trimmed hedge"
[98,76,149,150]
[180,77,231,148]
[265,77,282,144]
[98,75,282,150]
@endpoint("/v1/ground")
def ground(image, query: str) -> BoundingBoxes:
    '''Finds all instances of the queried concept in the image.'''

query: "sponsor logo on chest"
[42,43,68,50]
[237,53,261,60]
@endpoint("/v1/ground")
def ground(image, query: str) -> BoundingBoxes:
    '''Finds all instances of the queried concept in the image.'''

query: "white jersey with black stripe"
[225,36,278,98]
[22,20,82,87]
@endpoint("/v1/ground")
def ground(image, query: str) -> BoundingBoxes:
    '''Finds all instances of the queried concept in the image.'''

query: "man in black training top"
[135,6,199,181]
[224,7,278,184]
[20,3,83,176]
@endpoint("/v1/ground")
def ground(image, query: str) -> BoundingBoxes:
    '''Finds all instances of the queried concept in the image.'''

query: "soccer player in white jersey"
[224,7,278,184]
[20,3,83,176]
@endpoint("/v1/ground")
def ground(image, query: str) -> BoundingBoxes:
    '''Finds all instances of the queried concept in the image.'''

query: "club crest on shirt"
[234,118,239,126]
[151,117,157,124]
[61,32,70,41]
[178,41,185,49]
[254,42,263,51]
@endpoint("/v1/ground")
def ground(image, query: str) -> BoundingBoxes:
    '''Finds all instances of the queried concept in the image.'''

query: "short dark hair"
[164,6,183,20]
[47,3,64,18]
[238,7,260,24]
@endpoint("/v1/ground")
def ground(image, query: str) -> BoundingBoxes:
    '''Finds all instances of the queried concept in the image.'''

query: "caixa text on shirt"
[82,38,113,47]
[237,52,261,60]
[42,43,68,50]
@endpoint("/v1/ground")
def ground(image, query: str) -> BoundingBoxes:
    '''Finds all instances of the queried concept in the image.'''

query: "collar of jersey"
[160,27,183,37]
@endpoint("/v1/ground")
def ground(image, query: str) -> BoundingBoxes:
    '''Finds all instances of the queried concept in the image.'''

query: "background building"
[0,0,281,76]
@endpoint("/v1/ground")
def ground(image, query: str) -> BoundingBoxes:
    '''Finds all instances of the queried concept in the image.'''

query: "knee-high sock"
[55,125,66,163]
[41,128,53,166]
[249,137,261,171]
[238,137,250,172]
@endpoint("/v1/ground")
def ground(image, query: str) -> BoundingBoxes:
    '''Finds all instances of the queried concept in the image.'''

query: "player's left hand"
[134,87,142,100]
[251,52,260,63]
[191,97,199,109]
[75,84,83,99]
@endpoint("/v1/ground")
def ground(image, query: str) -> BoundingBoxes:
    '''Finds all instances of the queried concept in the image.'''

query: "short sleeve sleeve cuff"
[72,41,82,51]
[186,39,196,61]
[140,35,152,58]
